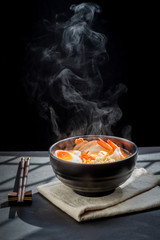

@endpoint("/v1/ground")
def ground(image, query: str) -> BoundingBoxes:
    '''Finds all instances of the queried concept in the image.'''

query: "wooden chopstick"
[17,157,30,202]
[8,157,32,205]
[18,157,25,202]
[21,157,30,202]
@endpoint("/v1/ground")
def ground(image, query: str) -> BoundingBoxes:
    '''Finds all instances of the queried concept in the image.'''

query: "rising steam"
[24,2,130,143]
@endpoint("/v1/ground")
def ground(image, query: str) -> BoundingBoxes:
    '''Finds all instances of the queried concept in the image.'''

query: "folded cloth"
[37,168,160,222]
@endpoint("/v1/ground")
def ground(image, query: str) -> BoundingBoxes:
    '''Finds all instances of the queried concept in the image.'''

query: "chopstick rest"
[8,157,32,205]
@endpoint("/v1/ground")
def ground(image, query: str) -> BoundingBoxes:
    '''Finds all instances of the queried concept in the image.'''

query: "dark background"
[0,0,159,150]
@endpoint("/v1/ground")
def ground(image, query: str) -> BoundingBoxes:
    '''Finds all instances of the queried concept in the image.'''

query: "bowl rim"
[49,135,138,166]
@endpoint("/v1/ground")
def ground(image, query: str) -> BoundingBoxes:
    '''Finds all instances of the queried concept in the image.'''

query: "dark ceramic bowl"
[49,135,138,196]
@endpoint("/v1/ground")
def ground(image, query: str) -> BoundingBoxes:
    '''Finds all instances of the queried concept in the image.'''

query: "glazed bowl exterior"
[49,135,138,196]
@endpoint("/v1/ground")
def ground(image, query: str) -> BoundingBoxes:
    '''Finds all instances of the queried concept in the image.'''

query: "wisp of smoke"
[24,2,131,144]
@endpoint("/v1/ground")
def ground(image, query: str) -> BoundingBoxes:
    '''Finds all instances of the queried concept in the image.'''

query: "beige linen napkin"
[37,168,160,222]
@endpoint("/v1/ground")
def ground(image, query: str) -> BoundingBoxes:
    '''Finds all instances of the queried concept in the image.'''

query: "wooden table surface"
[0,147,160,240]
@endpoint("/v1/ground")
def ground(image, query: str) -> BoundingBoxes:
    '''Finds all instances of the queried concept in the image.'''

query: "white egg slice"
[54,150,82,163]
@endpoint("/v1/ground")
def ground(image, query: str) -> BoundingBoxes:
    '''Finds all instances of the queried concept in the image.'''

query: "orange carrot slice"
[97,138,113,152]
[75,138,84,145]
[80,151,95,163]
[107,139,126,159]
[107,139,119,150]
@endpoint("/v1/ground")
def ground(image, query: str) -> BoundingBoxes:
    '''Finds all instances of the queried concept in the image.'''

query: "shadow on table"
[16,192,126,240]
[17,192,95,239]
[17,193,77,227]
[16,192,160,240]
[136,159,160,175]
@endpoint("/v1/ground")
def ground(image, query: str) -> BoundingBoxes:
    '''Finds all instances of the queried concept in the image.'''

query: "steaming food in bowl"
[49,135,138,196]
[53,137,131,164]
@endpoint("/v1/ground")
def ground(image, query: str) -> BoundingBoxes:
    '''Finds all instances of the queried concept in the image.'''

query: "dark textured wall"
[0,1,159,150]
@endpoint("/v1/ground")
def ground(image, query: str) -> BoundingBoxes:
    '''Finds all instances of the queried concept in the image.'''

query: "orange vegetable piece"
[57,151,73,161]
[107,139,126,159]
[107,139,119,150]
[80,151,95,164]
[97,138,113,152]
[75,138,84,145]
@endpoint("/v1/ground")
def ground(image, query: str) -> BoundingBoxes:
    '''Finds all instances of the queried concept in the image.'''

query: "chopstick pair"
[8,157,32,204]
[18,157,31,202]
